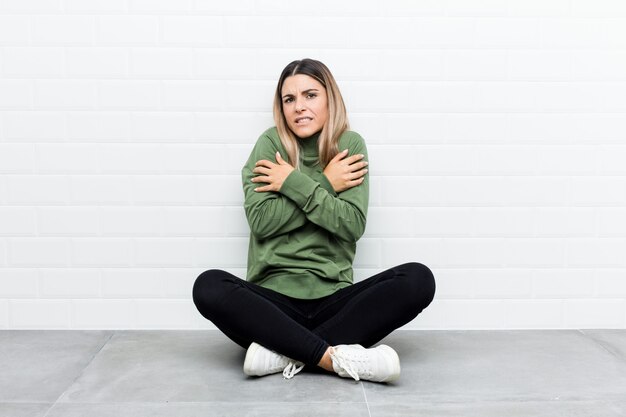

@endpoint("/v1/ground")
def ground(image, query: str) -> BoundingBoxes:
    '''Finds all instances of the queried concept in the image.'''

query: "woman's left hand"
[252,152,295,192]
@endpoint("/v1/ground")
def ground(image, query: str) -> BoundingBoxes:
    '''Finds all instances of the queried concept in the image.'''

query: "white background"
[1,0,626,329]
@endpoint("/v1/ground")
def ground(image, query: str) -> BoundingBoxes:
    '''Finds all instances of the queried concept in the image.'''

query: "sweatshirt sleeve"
[242,131,308,240]
[279,132,369,243]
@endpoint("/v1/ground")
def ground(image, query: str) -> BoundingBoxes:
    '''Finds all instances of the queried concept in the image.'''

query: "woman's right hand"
[323,150,368,193]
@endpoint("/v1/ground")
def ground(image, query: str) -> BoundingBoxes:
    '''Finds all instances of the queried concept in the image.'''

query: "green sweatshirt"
[241,127,369,299]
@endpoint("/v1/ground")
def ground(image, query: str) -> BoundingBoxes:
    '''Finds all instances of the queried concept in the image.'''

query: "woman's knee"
[397,262,436,307]
[192,269,234,313]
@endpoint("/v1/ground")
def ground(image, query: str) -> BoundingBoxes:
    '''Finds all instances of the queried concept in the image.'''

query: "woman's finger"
[254,184,273,192]
[255,159,275,168]
[345,176,366,189]
[347,168,368,180]
[348,161,369,172]
[252,166,272,175]
[251,175,271,184]
[344,153,365,165]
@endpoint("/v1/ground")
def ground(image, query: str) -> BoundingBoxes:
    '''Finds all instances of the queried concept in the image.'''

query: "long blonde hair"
[273,59,349,169]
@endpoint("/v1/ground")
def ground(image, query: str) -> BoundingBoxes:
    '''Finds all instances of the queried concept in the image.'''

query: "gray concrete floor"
[1,330,626,417]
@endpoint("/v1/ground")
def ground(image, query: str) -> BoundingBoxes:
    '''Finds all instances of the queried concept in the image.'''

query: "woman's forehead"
[281,74,325,94]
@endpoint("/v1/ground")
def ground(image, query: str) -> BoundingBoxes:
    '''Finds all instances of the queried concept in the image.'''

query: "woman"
[192,58,435,383]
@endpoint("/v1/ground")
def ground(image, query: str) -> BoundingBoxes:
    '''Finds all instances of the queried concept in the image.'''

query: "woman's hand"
[252,152,295,192]
[323,149,368,193]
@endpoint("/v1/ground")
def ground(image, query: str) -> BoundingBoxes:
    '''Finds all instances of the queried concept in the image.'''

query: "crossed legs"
[192,262,436,369]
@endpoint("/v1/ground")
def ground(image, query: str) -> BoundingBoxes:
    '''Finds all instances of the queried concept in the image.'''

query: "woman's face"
[281,74,329,138]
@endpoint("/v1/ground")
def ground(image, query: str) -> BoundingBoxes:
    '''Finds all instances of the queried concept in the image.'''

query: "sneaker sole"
[377,344,401,383]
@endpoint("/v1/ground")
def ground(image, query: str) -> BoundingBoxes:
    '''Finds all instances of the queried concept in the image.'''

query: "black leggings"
[192,262,435,367]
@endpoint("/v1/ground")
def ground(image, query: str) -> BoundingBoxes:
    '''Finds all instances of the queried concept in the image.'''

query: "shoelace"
[330,348,370,381]
[282,361,305,379]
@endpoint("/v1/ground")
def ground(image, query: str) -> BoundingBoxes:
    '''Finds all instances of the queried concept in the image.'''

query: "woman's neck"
[297,130,321,156]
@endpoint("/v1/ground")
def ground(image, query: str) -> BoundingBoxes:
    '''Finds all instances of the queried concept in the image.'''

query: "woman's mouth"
[295,117,313,125]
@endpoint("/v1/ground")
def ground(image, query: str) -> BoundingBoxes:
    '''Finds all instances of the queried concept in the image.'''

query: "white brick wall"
[1,0,626,329]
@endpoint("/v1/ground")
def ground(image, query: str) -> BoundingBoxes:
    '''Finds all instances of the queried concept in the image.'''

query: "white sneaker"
[330,344,401,383]
[243,342,305,379]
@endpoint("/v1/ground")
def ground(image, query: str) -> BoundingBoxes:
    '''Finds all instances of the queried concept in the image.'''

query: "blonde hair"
[273,59,349,169]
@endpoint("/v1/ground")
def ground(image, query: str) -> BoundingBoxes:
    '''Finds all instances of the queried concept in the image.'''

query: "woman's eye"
[284,98,293,103]
[307,94,316,99]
